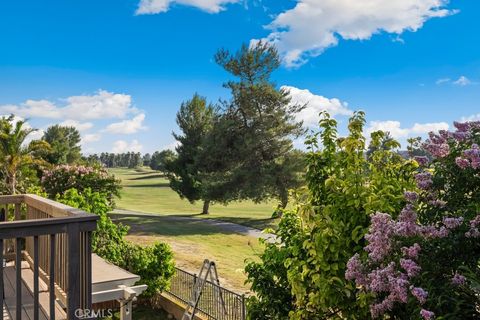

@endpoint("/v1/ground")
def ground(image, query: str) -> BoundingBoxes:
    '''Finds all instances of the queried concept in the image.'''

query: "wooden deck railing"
[0,194,99,320]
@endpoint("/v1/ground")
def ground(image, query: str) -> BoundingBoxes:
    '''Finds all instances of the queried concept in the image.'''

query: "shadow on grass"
[125,183,170,188]
[189,214,276,230]
[109,213,247,236]
[128,174,166,181]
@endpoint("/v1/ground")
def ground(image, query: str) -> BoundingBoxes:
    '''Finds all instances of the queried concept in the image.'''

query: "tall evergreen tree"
[202,42,305,206]
[167,94,215,214]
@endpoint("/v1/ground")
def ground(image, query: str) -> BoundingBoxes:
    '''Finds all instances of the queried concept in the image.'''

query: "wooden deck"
[3,261,66,320]
[2,254,143,319]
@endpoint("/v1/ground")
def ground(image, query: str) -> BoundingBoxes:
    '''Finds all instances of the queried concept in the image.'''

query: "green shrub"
[56,188,175,297]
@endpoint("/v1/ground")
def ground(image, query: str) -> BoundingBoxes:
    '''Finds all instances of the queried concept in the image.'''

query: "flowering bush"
[245,112,417,319]
[42,164,120,205]
[347,121,480,319]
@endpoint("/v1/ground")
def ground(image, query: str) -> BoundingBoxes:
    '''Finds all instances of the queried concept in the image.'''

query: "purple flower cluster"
[452,272,466,286]
[424,143,450,158]
[442,216,464,230]
[420,225,449,239]
[411,287,428,304]
[400,259,421,277]
[463,144,480,169]
[414,156,429,166]
[452,131,470,141]
[395,205,418,237]
[454,121,470,132]
[415,172,433,190]
[455,157,470,169]
[401,243,421,259]
[465,214,480,238]
[428,132,446,145]
[404,191,418,203]
[367,263,410,318]
[420,309,435,320]
[365,213,395,262]
[345,254,367,286]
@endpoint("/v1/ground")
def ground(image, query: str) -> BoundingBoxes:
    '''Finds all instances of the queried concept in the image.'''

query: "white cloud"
[282,85,352,126]
[112,140,143,153]
[436,78,451,85]
[255,0,455,67]
[367,121,410,138]
[81,133,101,145]
[453,75,472,86]
[410,122,449,133]
[435,76,475,86]
[0,90,136,121]
[367,120,449,139]
[104,114,147,134]
[135,0,238,14]
[461,113,480,122]
[60,120,93,132]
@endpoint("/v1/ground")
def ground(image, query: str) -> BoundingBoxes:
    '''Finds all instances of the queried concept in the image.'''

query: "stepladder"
[181,259,227,320]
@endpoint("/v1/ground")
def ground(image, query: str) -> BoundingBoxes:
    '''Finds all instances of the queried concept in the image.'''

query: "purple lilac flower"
[404,191,418,203]
[415,172,433,190]
[424,143,450,158]
[367,264,411,318]
[428,132,446,144]
[400,259,421,278]
[452,131,470,142]
[411,287,428,304]
[453,121,470,132]
[442,217,464,229]
[394,205,419,237]
[365,213,395,262]
[464,145,480,169]
[452,272,466,286]
[465,214,480,238]
[345,254,367,287]
[401,243,421,259]
[367,263,396,293]
[420,309,435,320]
[414,156,429,166]
[455,157,470,169]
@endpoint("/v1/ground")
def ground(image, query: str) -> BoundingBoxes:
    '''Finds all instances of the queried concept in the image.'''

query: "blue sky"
[0,0,479,153]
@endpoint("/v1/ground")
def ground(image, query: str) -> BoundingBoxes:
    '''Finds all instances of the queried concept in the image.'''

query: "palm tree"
[0,115,49,194]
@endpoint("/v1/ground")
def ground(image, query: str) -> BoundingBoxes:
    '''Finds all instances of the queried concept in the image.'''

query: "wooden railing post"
[67,222,81,320]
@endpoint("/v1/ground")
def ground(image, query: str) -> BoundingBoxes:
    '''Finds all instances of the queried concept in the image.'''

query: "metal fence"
[165,267,246,320]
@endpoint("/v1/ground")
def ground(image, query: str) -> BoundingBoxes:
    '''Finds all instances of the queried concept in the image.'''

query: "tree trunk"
[279,189,288,209]
[202,200,210,215]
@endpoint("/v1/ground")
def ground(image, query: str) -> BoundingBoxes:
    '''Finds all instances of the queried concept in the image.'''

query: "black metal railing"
[165,267,246,320]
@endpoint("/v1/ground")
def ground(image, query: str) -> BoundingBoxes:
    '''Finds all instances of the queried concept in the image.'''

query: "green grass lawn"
[111,167,277,230]
[110,213,262,292]
[108,167,273,292]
